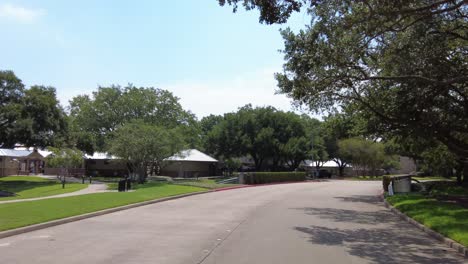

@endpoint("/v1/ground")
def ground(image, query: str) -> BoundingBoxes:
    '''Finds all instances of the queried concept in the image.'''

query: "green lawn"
[413,176,453,181]
[0,183,206,231]
[348,175,452,181]
[0,176,88,201]
[387,194,468,247]
[429,184,468,196]
[348,175,384,181]
[172,179,241,189]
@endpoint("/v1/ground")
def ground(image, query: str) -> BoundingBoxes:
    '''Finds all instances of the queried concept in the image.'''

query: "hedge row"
[243,172,306,185]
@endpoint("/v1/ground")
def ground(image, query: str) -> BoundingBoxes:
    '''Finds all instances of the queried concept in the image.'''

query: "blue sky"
[0,1,312,118]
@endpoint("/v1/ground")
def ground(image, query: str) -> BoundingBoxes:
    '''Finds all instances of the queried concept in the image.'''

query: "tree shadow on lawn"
[294,225,464,264]
[0,180,59,194]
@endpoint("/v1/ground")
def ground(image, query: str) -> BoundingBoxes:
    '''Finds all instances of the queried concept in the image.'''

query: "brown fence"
[44,168,85,177]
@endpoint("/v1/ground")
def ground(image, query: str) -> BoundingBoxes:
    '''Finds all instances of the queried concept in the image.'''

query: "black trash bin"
[126,179,132,191]
[118,180,126,192]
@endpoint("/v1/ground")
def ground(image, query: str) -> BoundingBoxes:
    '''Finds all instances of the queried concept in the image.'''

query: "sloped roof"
[13,147,52,157]
[0,149,32,157]
[303,160,351,168]
[165,149,218,162]
[84,152,118,160]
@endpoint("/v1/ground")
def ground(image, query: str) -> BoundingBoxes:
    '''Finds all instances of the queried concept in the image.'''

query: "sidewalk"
[0,183,110,204]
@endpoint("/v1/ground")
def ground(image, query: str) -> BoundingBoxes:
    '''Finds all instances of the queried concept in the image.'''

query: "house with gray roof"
[161,149,219,178]
[0,148,50,177]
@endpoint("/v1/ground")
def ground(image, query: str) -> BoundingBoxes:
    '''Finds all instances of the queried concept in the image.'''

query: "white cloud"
[0,3,45,23]
[163,68,313,119]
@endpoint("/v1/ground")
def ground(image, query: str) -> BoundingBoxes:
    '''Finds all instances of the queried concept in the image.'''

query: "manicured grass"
[0,176,88,201]
[0,183,206,231]
[387,194,468,247]
[349,175,452,181]
[90,177,122,183]
[413,176,453,181]
[172,179,240,189]
[348,175,384,181]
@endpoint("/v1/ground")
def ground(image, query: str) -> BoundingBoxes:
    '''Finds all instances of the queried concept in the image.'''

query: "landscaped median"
[0,183,205,232]
[385,184,468,249]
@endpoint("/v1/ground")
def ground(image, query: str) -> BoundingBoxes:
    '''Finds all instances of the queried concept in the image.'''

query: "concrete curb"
[380,194,467,258]
[0,190,212,240]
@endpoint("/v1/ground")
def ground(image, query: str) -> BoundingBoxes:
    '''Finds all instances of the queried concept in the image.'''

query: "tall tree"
[338,138,398,176]
[0,70,24,147]
[199,114,224,153]
[206,105,309,170]
[0,71,66,148]
[220,0,468,183]
[108,121,186,183]
[69,85,197,152]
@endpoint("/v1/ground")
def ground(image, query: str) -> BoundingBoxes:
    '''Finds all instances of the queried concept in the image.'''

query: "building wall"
[160,161,217,178]
[0,156,20,177]
[85,159,127,177]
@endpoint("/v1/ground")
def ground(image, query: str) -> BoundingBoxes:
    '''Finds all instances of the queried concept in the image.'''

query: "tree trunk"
[338,165,345,177]
[463,160,468,187]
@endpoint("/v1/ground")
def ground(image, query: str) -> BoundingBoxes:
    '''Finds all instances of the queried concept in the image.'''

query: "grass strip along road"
[387,194,468,247]
[0,176,88,201]
[0,183,205,231]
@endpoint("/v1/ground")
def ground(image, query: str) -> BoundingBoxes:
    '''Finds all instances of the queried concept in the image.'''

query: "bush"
[382,175,393,192]
[243,172,306,185]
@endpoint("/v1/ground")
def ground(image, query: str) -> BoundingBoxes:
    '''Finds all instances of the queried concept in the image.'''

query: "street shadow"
[334,195,382,205]
[294,225,464,264]
[291,207,395,225]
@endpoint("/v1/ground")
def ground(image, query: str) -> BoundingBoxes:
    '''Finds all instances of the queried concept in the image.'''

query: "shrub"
[243,172,306,185]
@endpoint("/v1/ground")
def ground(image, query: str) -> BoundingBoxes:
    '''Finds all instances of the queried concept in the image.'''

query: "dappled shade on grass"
[0,176,87,201]
[0,183,205,231]
[387,194,468,247]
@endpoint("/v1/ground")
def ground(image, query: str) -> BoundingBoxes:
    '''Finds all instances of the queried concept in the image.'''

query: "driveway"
[0,181,465,264]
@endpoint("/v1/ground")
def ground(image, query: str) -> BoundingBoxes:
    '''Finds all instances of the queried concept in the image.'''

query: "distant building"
[161,149,219,178]
[0,148,51,177]
[301,160,353,177]
[84,152,127,177]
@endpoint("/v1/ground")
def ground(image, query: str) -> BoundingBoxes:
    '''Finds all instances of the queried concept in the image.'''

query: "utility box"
[392,175,411,193]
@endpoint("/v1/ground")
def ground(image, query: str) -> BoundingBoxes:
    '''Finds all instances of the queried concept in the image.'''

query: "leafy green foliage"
[243,171,306,184]
[108,121,186,182]
[0,71,66,148]
[46,147,84,169]
[219,0,468,181]
[205,105,315,170]
[338,138,398,176]
[69,85,197,152]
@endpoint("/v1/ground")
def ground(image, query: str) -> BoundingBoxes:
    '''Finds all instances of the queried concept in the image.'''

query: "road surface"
[0,181,466,264]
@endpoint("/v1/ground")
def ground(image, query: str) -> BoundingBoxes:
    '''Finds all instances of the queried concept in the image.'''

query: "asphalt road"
[0,181,466,264]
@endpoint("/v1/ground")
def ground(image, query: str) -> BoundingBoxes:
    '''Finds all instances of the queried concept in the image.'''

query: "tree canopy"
[0,71,67,148]
[205,105,317,170]
[69,84,197,152]
[107,121,186,182]
[219,0,468,182]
